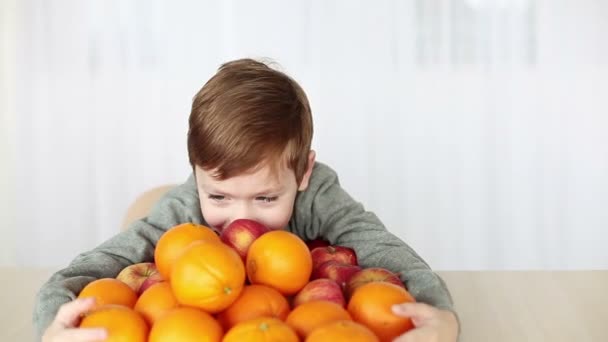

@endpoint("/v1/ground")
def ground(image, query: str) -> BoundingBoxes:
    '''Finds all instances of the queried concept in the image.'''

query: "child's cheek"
[199,202,225,232]
[260,205,293,231]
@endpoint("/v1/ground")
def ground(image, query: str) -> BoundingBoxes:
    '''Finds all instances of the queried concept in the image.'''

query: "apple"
[306,238,330,251]
[311,261,362,289]
[311,245,358,268]
[293,279,345,307]
[345,267,405,298]
[220,219,271,260]
[116,262,163,295]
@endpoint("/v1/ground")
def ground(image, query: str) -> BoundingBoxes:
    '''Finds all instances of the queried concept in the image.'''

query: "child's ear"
[298,150,316,191]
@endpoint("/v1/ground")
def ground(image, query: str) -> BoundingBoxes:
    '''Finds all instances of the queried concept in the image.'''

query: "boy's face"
[195,152,314,232]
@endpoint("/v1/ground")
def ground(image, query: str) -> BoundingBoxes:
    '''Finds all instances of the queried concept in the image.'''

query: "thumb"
[54,297,97,327]
[392,302,436,321]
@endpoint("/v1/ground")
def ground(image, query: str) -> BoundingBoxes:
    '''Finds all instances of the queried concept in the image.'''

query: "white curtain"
[3,0,607,269]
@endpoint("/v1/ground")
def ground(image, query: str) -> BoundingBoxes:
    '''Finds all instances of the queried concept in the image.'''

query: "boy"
[36,58,459,341]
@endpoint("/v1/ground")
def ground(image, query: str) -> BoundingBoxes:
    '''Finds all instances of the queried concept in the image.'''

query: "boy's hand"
[42,298,108,342]
[391,303,459,342]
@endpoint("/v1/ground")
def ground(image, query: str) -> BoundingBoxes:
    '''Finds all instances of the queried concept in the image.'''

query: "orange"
[306,320,379,342]
[79,304,148,342]
[148,307,222,342]
[217,284,290,330]
[286,300,352,339]
[170,240,245,313]
[246,230,312,295]
[347,282,416,342]
[223,317,299,342]
[78,278,138,309]
[134,281,180,325]
[154,223,220,280]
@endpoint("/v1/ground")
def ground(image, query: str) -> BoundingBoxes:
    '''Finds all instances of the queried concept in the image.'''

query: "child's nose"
[232,204,255,223]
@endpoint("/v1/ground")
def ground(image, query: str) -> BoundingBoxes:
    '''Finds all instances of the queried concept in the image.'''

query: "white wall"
[0,0,17,266]
[3,0,607,270]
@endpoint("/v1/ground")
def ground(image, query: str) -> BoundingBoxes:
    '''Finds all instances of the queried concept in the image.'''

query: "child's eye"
[256,196,278,203]
[208,194,225,201]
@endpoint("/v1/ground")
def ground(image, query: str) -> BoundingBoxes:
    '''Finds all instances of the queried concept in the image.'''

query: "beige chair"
[121,184,175,230]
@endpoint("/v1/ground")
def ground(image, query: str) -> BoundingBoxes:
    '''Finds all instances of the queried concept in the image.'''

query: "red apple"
[293,279,345,307]
[311,261,362,289]
[220,219,271,260]
[345,267,404,298]
[116,262,163,295]
[306,238,330,251]
[311,245,358,268]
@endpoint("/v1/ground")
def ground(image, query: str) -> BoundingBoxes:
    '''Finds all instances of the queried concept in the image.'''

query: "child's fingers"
[59,327,108,341]
[54,297,96,327]
[392,302,436,320]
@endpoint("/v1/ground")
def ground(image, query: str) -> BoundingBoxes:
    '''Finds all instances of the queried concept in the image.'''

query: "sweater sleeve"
[32,175,202,338]
[290,162,455,313]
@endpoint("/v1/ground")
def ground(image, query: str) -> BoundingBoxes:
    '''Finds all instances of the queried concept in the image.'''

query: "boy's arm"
[33,175,202,337]
[292,162,454,312]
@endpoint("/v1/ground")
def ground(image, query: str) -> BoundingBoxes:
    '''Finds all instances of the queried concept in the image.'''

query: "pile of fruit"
[77,220,416,341]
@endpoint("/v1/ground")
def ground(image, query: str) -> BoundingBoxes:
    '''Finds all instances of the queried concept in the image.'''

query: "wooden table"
[441,271,608,341]
[1,268,55,342]
[2,268,607,341]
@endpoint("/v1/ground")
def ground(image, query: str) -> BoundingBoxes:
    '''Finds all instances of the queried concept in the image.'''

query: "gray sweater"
[33,162,455,337]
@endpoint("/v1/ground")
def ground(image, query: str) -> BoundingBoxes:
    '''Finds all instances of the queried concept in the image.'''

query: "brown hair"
[187,58,313,183]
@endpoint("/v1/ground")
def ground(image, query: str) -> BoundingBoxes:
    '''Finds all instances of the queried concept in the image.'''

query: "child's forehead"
[195,161,294,185]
